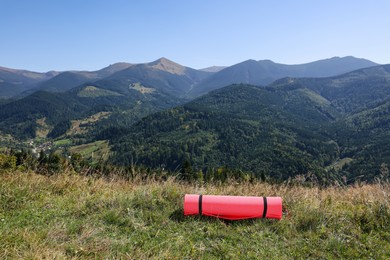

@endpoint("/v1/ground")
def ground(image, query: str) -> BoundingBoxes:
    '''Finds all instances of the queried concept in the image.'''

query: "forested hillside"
[0,82,182,140]
[109,65,390,182]
[110,84,339,181]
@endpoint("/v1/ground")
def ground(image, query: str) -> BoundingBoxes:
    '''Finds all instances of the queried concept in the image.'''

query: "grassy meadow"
[0,170,389,259]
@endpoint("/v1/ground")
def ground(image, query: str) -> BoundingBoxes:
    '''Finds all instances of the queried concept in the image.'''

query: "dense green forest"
[109,85,335,180]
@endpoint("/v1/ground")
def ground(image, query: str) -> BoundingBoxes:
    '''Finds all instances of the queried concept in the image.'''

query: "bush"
[37,152,64,175]
[0,154,17,172]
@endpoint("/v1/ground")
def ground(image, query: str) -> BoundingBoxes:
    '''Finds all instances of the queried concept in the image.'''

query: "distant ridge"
[0,66,59,97]
[95,62,133,77]
[34,62,134,93]
[200,66,227,73]
[188,56,379,97]
[0,56,379,98]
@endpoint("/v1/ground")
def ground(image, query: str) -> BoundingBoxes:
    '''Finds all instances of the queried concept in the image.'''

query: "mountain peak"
[329,56,357,60]
[258,59,275,63]
[154,57,173,63]
[148,57,186,75]
[200,66,227,73]
[243,59,258,63]
[98,62,133,76]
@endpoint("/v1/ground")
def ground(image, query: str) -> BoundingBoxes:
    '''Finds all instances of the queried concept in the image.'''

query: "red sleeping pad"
[184,194,282,220]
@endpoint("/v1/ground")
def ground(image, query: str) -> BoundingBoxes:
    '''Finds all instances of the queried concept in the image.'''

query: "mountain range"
[0,56,378,98]
[0,56,388,182]
[0,56,379,139]
[188,56,378,97]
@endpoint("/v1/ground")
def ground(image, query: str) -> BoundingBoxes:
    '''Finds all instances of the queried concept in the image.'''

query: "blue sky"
[1,0,389,72]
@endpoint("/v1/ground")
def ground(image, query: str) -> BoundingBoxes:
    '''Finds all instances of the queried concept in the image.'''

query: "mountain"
[34,71,101,93]
[33,62,133,93]
[109,64,390,182]
[0,63,133,97]
[0,58,212,139]
[188,56,379,97]
[1,56,377,98]
[0,66,59,97]
[0,76,183,139]
[270,64,390,113]
[34,58,212,97]
[98,58,212,98]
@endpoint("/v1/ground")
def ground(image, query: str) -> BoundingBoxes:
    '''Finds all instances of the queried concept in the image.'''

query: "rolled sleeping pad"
[184,194,282,220]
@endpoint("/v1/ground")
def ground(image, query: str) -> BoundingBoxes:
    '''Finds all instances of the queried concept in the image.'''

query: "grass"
[130,82,156,94]
[54,139,73,147]
[297,88,331,106]
[77,86,122,98]
[0,171,389,259]
[326,157,354,171]
[69,140,110,162]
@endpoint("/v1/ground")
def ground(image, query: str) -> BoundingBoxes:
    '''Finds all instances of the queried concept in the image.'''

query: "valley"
[1,57,389,183]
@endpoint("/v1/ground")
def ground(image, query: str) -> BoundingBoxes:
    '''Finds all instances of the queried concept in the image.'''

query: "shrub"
[0,153,17,172]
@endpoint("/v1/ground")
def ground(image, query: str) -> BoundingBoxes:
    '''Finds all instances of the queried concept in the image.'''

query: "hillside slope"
[110,84,342,180]
[0,80,182,139]
[110,65,390,182]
